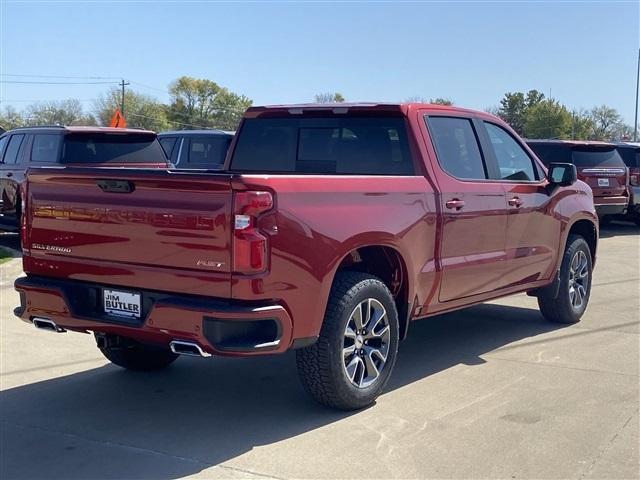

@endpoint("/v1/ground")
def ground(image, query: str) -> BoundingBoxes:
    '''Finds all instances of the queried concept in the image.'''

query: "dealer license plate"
[103,289,141,318]
[598,178,609,187]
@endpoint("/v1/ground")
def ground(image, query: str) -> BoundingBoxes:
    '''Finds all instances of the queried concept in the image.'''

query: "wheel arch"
[331,244,412,341]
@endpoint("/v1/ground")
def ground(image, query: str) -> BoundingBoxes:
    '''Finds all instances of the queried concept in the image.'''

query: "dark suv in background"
[527,140,629,222]
[0,126,169,232]
[158,130,233,169]
[615,142,640,225]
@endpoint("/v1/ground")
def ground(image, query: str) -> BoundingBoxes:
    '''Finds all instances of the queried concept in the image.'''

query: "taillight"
[232,190,273,274]
[630,168,640,186]
[20,182,29,252]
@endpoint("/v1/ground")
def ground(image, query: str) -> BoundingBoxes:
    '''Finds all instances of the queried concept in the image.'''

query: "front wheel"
[538,234,593,324]
[296,271,400,410]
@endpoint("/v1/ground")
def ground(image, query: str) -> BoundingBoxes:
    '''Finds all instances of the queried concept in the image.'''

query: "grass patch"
[0,247,14,264]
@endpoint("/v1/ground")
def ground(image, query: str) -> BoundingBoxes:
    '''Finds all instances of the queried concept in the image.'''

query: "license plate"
[598,178,609,187]
[103,289,141,318]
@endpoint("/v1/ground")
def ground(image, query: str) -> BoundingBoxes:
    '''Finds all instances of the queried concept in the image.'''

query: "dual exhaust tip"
[32,317,66,333]
[32,317,209,358]
[169,340,211,358]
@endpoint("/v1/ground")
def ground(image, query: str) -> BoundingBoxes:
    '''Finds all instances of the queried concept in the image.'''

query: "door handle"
[6,172,12,178]
[445,199,465,210]
[508,197,523,207]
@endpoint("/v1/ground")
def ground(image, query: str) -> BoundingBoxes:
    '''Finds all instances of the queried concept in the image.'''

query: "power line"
[126,112,210,130]
[0,80,120,85]
[1,73,121,80]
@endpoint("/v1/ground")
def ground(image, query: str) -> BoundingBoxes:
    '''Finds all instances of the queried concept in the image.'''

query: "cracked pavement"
[1,224,638,479]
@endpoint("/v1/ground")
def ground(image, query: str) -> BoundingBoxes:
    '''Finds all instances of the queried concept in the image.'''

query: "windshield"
[62,133,167,164]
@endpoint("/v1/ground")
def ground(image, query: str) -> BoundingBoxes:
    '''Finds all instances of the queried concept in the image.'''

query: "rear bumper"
[14,275,295,356]
[594,196,627,217]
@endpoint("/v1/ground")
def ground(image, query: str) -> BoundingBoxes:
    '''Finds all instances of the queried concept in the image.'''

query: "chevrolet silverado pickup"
[15,103,598,410]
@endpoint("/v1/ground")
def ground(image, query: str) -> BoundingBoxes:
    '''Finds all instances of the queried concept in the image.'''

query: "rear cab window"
[231,116,415,175]
[61,133,166,164]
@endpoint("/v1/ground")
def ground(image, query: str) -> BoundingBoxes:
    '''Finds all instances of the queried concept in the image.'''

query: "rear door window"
[2,134,25,164]
[159,137,177,159]
[426,117,487,180]
[61,134,166,164]
[0,135,8,158]
[484,123,538,181]
[31,134,62,163]
[185,135,231,169]
[231,117,414,175]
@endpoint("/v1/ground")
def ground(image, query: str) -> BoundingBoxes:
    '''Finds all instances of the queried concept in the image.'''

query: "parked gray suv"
[158,130,233,169]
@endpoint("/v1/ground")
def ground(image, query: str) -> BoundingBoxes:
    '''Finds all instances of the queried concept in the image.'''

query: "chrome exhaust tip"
[169,340,211,357]
[32,317,66,333]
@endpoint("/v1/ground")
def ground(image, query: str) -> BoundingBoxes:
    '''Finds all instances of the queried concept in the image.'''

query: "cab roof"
[245,102,488,118]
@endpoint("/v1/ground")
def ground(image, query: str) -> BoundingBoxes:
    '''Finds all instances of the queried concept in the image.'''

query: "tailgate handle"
[96,179,135,193]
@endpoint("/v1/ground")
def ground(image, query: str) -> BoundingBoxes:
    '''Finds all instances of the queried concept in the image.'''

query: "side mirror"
[547,162,577,187]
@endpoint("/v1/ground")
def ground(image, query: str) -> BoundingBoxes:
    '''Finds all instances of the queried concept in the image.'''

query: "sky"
[1,1,639,125]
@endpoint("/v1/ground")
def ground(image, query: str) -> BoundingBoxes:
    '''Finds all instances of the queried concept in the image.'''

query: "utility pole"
[634,48,639,142]
[120,79,130,116]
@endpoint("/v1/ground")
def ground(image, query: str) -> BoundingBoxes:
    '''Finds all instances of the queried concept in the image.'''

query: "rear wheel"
[96,334,178,371]
[538,234,592,324]
[296,272,400,410]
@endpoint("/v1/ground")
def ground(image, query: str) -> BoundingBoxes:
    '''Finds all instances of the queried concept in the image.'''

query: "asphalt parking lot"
[0,225,638,480]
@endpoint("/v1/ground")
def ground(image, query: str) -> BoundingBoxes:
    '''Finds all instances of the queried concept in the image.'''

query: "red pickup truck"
[15,104,598,410]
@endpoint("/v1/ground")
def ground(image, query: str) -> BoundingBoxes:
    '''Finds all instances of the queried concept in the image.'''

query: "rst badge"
[103,289,141,318]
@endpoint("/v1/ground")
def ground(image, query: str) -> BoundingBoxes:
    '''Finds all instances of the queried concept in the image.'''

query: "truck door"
[423,115,508,302]
[480,121,559,287]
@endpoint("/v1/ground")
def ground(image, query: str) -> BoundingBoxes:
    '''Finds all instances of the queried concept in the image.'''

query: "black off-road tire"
[296,271,400,410]
[538,234,592,324]
[98,339,178,371]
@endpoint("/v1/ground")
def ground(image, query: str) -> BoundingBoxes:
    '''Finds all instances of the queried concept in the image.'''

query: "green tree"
[25,99,96,126]
[95,88,170,132]
[589,105,623,140]
[523,99,572,139]
[314,92,345,103]
[429,97,453,106]
[405,96,453,105]
[0,106,25,130]
[569,110,595,140]
[168,76,252,130]
[497,89,545,135]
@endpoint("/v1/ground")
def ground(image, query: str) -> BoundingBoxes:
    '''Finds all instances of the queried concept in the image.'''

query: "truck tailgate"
[24,168,233,297]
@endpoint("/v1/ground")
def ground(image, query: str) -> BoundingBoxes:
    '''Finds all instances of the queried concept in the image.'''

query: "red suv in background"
[527,140,629,222]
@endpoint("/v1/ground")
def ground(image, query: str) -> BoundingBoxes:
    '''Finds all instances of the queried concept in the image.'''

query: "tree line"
[0,76,252,132]
[0,83,633,141]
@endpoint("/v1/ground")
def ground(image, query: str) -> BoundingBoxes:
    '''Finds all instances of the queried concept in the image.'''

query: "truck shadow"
[0,232,21,256]
[599,220,639,238]
[0,303,566,479]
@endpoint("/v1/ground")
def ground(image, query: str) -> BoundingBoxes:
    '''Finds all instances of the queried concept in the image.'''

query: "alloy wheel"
[342,298,391,388]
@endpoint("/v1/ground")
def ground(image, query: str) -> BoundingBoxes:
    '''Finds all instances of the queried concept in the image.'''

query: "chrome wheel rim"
[568,250,589,310]
[343,298,391,389]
